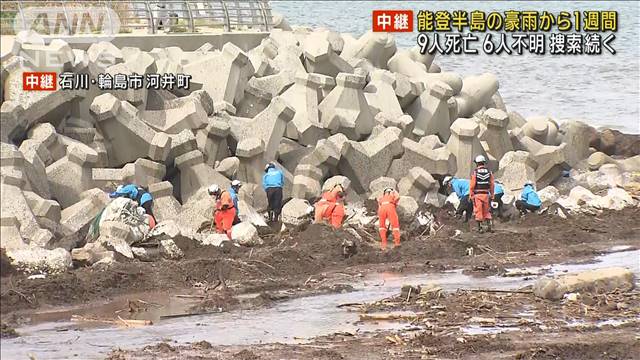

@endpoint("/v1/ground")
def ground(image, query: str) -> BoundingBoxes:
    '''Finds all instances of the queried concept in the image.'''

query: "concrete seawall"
[2,32,269,52]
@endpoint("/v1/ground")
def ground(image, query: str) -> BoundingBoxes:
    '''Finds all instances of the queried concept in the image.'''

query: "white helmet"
[524,180,535,187]
[207,184,220,196]
[443,176,453,186]
[231,179,242,188]
[383,187,395,194]
[264,162,275,172]
[474,155,487,164]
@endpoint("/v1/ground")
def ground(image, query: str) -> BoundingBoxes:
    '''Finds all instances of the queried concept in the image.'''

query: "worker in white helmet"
[208,184,235,239]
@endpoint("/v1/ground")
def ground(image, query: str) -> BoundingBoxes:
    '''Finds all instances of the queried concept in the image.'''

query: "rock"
[534,267,635,300]
[71,242,114,266]
[369,177,398,199]
[215,157,240,179]
[200,233,231,247]
[397,196,419,222]
[537,186,560,205]
[7,247,72,275]
[587,152,618,171]
[599,188,636,210]
[282,198,313,226]
[159,239,184,259]
[589,128,640,157]
[495,151,537,192]
[98,234,134,259]
[400,285,421,300]
[231,222,263,246]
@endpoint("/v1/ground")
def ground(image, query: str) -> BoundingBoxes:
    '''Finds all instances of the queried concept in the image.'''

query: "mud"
[2,208,638,318]
[106,328,640,359]
[1,209,639,359]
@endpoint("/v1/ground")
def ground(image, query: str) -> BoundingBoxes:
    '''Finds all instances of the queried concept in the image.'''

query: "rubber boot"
[477,221,485,234]
[486,220,493,233]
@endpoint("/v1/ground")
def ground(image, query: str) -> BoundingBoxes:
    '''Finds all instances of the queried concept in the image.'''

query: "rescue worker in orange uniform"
[208,184,236,239]
[314,184,346,229]
[377,187,401,250]
[469,155,495,233]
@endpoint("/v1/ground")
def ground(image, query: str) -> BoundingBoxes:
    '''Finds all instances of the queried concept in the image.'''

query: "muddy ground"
[2,208,639,357]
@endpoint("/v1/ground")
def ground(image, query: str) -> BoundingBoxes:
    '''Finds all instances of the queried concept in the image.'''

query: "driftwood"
[359,312,419,321]
[71,315,152,327]
[467,289,532,294]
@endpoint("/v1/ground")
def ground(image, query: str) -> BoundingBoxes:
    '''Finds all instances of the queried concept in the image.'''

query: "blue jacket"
[110,184,153,205]
[139,192,153,206]
[262,168,284,190]
[110,184,139,200]
[451,178,470,199]
[521,185,542,206]
[494,183,504,195]
[228,187,239,212]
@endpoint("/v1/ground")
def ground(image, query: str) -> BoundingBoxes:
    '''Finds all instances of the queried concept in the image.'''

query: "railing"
[0,0,273,35]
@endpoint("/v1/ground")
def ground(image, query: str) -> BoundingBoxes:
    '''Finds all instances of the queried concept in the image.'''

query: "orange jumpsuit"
[214,190,236,239]
[377,191,400,249]
[314,186,346,229]
[469,165,495,222]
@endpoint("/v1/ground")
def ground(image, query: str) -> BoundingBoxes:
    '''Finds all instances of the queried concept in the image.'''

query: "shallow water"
[2,249,638,360]
[271,1,640,133]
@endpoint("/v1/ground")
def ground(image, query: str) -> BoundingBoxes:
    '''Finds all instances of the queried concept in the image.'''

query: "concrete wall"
[36,32,269,52]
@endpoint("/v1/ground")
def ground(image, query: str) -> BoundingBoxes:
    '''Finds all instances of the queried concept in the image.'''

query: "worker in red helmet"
[469,155,495,233]
[314,184,346,229]
[377,187,401,250]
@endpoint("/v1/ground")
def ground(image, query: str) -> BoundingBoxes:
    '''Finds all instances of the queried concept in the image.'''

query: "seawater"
[271,1,640,133]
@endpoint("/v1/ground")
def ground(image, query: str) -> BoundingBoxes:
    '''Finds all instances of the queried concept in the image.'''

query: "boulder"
[282,198,313,226]
[7,247,72,275]
[231,222,263,246]
[397,196,419,222]
[71,242,114,266]
[536,186,560,205]
[534,267,635,300]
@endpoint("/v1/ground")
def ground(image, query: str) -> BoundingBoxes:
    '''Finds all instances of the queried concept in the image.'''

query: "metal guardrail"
[0,0,273,35]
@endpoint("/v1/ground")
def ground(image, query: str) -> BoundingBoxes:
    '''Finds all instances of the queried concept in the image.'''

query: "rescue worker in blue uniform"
[443,176,472,222]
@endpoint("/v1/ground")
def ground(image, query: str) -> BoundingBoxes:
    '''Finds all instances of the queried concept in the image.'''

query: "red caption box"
[23,72,57,91]
[372,10,414,32]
